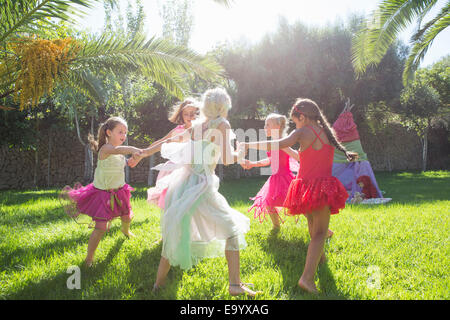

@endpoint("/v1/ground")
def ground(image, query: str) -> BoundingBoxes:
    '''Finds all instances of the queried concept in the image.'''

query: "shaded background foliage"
[1,2,448,189]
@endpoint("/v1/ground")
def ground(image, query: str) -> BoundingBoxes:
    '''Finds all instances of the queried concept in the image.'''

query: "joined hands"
[127,149,144,168]
[236,141,252,169]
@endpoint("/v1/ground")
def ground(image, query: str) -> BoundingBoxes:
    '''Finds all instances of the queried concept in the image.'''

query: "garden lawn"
[0,171,449,300]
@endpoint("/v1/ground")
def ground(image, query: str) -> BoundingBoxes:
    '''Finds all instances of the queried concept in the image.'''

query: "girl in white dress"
[133,88,258,296]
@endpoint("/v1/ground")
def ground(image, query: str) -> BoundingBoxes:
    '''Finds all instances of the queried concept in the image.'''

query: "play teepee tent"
[332,99,391,204]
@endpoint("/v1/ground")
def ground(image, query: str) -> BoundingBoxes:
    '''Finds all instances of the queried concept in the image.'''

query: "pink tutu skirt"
[248,171,295,222]
[147,160,174,209]
[60,183,134,230]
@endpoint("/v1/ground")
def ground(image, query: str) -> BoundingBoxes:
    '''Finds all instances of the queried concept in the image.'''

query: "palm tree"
[352,0,450,85]
[0,0,233,109]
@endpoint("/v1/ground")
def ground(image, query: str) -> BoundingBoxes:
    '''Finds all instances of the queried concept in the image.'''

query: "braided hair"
[290,98,358,162]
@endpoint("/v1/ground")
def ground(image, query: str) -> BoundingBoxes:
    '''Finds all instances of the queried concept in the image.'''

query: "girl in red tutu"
[61,116,164,267]
[241,113,299,229]
[241,98,357,293]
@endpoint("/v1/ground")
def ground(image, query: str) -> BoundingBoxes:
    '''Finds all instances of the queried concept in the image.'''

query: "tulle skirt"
[60,183,134,229]
[283,176,348,215]
[248,172,294,222]
[147,161,175,209]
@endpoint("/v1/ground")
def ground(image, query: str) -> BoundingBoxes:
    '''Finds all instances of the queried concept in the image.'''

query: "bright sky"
[81,0,450,67]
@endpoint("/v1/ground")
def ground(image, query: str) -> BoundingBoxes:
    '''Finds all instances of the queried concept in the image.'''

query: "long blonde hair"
[88,116,127,152]
[168,98,199,125]
[201,87,232,119]
[266,113,288,137]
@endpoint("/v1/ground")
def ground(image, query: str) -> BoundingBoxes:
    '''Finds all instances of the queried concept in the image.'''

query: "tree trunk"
[34,145,39,189]
[47,129,52,187]
[387,153,392,172]
[33,116,39,189]
[148,154,155,186]
[124,137,130,184]
[422,129,428,172]
[84,144,94,184]
[74,109,85,146]
[74,109,94,184]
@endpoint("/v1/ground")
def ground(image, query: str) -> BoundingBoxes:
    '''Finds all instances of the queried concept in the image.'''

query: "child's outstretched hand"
[128,150,144,168]
[240,159,253,170]
[237,141,248,158]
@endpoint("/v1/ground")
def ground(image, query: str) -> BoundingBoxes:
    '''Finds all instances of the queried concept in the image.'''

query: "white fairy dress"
[152,117,250,270]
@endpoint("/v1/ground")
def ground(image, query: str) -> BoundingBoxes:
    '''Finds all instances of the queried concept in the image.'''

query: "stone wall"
[0,121,448,190]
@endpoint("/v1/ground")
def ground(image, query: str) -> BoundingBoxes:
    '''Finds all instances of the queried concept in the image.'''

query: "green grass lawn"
[0,171,449,300]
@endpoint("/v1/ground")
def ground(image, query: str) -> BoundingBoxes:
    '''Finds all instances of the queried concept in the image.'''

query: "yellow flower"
[12,37,81,110]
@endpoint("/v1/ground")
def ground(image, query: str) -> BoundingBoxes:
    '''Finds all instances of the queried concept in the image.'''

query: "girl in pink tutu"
[241,98,357,293]
[241,113,334,238]
[241,113,299,229]
[140,98,199,209]
[61,116,164,267]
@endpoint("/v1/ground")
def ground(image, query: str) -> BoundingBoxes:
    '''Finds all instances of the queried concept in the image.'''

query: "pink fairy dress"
[248,150,297,222]
[147,124,186,208]
[60,154,134,231]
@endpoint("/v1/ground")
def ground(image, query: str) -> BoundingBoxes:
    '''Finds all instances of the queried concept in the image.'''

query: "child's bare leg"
[154,256,171,290]
[86,228,106,266]
[305,214,326,264]
[299,207,330,293]
[225,237,258,296]
[120,216,135,238]
[268,207,280,229]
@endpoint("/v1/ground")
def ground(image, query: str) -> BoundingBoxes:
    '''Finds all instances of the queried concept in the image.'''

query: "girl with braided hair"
[240,98,357,293]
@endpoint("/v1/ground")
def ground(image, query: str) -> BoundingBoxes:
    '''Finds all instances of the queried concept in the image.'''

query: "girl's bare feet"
[229,283,260,297]
[152,283,163,293]
[85,259,94,268]
[121,229,135,238]
[298,278,318,294]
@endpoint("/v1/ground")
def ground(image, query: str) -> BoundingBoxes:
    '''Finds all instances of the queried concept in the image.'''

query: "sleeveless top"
[93,154,126,190]
[267,150,292,175]
[174,124,186,133]
[297,126,334,180]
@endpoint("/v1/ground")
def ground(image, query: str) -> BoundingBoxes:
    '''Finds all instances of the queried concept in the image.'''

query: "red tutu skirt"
[60,183,134,230]
[248,172,294,222]
[283,176,348,215]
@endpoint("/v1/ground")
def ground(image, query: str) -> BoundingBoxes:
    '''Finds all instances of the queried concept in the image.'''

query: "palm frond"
[411,0,450,41]
[63,67,106,104]
[0,55,19,96]
[352,0,438,75]
[403,7,450,84]
[72,33,224,98]
[0,0,117,44]
[142,66,187,99]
